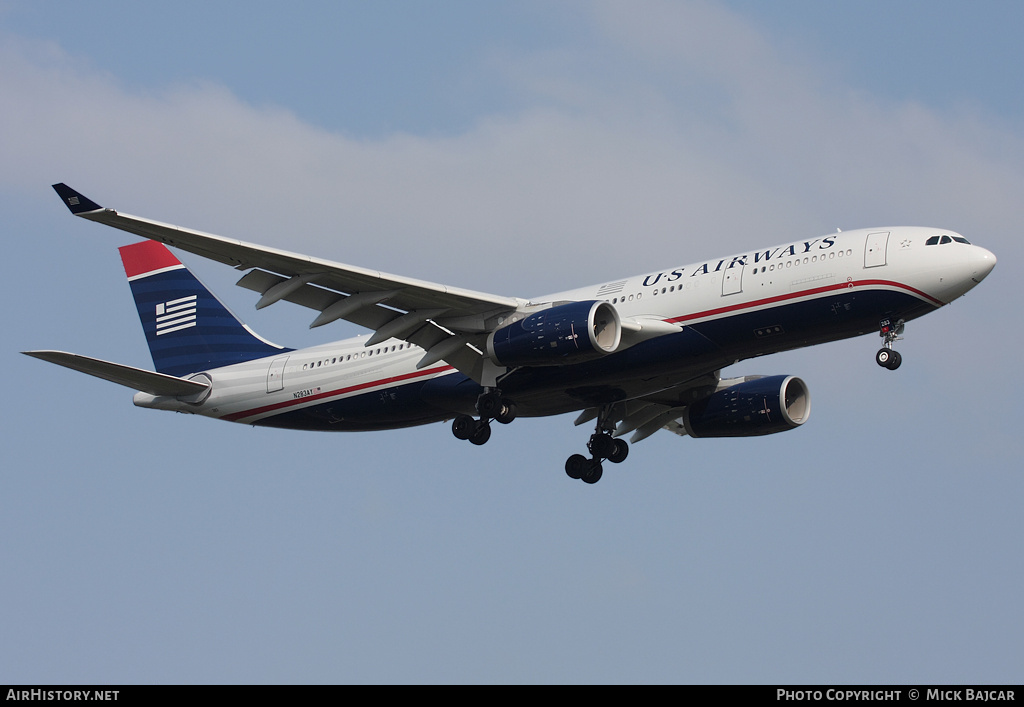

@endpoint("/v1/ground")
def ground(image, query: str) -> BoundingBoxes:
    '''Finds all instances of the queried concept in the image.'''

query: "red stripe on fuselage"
[666,278,941,325]
[221,279,937,424]
[221,364,455,423]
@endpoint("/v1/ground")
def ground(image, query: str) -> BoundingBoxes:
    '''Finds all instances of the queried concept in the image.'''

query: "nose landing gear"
[876,318,904,370]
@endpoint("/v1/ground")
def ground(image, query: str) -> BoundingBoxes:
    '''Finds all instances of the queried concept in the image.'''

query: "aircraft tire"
[476,391,502,418]
[469,420,491,446]
[495,399,517,425]
[581,460,603,484]
[565,454,588,480]
[607,439,629,464]
[452,414,476,440]
[588,433,615,459]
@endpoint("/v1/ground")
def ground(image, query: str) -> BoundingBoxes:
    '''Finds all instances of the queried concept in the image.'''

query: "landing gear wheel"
[469,420,491,446]
[581,460,604,484]
[876,348,902,370]
[566,405,630,483]
[588,433,615,459]
[565,454,588,480]
[476,391,502,418]
[607,438,629,464]
[494,399,517,425]
[452,414,476,440]
[457,390,516,446]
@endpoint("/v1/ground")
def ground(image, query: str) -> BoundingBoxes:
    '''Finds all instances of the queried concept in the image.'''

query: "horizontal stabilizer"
[22,350,210,397]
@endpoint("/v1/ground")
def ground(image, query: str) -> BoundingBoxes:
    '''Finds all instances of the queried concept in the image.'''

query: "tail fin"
[120,240,289,377]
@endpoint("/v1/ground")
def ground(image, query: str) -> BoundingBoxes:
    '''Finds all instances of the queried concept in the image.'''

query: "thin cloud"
[3,4,1019,298]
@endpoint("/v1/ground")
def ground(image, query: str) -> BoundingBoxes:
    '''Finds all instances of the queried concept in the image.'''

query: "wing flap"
[235,270,400,330]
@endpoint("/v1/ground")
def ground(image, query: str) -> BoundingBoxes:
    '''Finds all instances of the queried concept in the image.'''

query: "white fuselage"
[134,227,995,429]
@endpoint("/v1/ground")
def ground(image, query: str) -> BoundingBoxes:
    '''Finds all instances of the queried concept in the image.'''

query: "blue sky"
[2,1,1022,684]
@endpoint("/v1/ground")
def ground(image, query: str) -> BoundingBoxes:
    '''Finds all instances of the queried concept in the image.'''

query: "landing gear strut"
[451,388,516,446]
[565,405,629,484]
[876,317,904,370]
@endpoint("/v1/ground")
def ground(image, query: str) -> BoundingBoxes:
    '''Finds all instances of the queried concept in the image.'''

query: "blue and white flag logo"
[155,295,197,335]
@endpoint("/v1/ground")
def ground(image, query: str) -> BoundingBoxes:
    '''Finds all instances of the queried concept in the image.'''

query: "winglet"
[52,183,105,214]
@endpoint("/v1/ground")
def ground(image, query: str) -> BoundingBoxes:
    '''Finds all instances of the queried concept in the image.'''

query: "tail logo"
[155,295,198,336]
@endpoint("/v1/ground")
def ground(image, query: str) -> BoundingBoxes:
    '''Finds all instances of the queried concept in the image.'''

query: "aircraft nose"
[970,245,997,283]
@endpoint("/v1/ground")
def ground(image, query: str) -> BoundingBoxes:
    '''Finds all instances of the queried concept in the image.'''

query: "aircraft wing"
[22,350,210,398]
[53,184,523,383]
[573,372,722,443]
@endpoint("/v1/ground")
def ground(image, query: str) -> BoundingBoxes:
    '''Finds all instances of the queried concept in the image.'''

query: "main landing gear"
[875,317,905,370]
[564,406,629,485]
[451,389,517,446]
[451,393,628,485]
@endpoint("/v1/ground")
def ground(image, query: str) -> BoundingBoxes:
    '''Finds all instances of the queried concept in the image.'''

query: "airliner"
[26,184,996,484]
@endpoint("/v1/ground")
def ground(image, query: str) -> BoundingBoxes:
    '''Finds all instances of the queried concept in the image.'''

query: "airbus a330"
[26,184,996,483]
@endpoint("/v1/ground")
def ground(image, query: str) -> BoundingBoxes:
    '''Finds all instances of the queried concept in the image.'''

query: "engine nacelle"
[487,300,622,367]
[681,375,810,438]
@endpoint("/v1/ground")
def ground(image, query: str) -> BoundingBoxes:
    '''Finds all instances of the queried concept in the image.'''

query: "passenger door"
[864,231,890,268]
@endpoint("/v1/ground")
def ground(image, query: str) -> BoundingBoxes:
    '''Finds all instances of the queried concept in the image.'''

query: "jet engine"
[681,375,810,438]
[487,300,622,367]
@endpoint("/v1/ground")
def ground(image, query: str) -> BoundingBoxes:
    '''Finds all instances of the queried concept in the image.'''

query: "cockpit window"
[926,234,972,246]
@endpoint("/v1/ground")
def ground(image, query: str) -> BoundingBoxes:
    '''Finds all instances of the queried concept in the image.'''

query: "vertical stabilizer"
[120,240,288,377]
